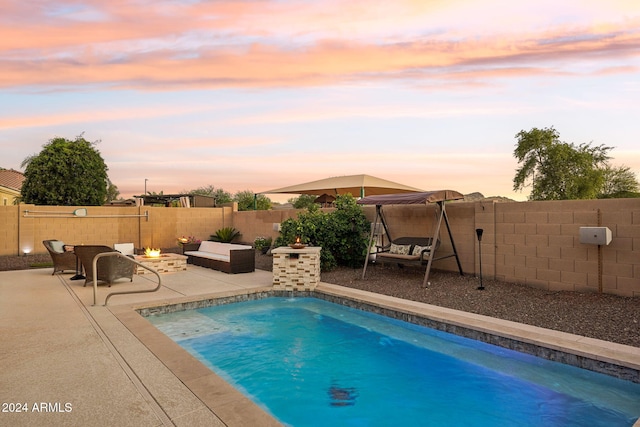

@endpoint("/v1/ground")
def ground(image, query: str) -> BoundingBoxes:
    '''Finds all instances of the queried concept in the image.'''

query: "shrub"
[254,236,272,253]
[211,227,241,243]
[274,195,369,271]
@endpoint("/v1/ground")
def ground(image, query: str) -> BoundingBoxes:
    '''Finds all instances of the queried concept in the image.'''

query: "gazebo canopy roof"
[261,174,423,197]
[357,190,464,205]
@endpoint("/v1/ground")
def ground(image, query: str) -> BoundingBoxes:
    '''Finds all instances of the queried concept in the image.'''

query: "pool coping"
[111,283,640,426]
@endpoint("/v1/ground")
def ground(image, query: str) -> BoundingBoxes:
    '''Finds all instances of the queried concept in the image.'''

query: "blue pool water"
[148,297,640,426]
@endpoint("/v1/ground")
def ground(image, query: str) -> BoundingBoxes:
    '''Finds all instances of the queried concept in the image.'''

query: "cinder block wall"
[232,209,304,245]
[0,205,20,255]
[5,205,230,256]
[235,199,639,296]
[20,206,142,254]
[358,203,477,276]
[495,199,639,296]
[2,198,638,296]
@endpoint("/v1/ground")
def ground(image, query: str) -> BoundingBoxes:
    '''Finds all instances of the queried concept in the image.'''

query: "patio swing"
[357,190,465,287]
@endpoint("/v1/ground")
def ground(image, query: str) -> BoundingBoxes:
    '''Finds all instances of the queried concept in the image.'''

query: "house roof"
[0,169,25,191]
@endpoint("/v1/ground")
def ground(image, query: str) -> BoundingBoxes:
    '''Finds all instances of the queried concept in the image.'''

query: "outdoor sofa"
[183,241,255,274]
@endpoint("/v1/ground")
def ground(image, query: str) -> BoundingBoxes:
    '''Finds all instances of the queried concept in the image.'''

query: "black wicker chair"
[73,245,135,287]
[42,240,77,275]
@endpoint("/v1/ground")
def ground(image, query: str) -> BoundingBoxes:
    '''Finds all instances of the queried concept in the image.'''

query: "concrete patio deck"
[0,266,281,426]
[1,266,639,427]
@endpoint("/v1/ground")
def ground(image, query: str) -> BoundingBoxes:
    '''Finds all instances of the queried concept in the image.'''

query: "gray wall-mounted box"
[579,227,612,245]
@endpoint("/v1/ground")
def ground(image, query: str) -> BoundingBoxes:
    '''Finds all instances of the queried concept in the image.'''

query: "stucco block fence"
[1,198,638,296]
[1,204,233,259]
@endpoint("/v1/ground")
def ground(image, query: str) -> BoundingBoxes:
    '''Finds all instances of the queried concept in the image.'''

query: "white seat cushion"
[198,241,252,256]
[114,243,135,255]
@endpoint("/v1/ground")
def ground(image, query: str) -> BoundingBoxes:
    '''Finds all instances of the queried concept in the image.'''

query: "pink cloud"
[0,104,215,130]
[1,1,638,90]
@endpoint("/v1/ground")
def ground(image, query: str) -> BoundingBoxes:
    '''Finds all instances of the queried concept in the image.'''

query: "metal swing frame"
[358,191,464,287]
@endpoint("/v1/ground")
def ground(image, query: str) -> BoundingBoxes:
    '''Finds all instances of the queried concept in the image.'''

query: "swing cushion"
[389,243,412,255]
[378,252,421,261]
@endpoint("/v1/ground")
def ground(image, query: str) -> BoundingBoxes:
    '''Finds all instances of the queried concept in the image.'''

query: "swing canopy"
[357,190,464,206]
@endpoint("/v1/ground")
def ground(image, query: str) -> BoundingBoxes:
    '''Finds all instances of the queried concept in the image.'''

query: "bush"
[254,236,272,253]
[274,195,369,271]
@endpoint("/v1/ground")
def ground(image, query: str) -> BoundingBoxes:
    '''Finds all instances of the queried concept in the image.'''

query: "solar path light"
[476,228,484,290]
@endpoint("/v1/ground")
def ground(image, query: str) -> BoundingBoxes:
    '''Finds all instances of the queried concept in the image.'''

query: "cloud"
[0,104,217,130]
[2,1,638,204]
[1,1,638,91]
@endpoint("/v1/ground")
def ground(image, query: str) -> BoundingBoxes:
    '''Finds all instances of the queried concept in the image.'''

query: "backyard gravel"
[256,253,640,348]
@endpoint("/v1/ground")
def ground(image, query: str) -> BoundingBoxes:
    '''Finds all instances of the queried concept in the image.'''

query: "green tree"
[599,165,640,198]
[213,189,234,204]
[234,190,272,211]
[21,135,109,206]
[106,179,120,202]
[513,127,614,200]
[185,184,215,196]
[186,184,233,204]
[288,194,317,209]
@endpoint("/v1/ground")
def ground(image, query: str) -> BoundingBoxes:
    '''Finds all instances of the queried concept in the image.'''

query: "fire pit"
[144,247,162,258]
[134,251,187,274]
[289,236,307,249]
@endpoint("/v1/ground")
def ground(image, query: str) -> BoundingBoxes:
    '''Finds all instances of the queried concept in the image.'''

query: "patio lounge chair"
[42,240,77,275]
[73,245,135,287]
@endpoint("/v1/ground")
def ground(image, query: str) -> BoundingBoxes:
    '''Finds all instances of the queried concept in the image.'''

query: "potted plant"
[177,236,201,254]
[254,236,272,254]
[210,227,241,243]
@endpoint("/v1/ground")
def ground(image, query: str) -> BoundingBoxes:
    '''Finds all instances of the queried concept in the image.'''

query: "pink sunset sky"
[1,0,639,202]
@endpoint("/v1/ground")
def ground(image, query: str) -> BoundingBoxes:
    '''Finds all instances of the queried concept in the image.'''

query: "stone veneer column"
[271,246,321,291]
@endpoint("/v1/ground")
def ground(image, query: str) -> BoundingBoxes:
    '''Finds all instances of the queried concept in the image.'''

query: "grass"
[29,262,53,268]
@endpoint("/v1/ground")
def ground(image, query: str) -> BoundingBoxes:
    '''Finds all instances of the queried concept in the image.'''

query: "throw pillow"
[411,245,431,256]
[389,243,411,255]
[50,240,65,253]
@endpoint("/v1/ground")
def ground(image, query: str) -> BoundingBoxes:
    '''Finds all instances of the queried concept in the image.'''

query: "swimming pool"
[147,297,640,426]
